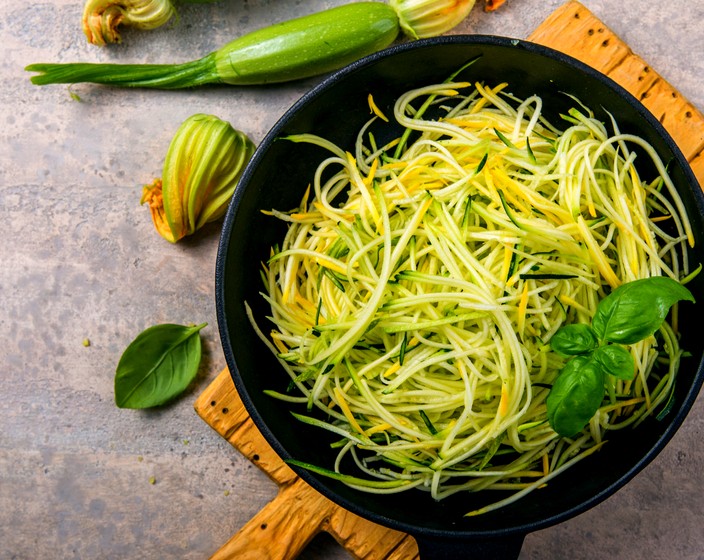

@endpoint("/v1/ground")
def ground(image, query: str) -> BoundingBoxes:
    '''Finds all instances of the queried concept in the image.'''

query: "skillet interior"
[216,36,704,539]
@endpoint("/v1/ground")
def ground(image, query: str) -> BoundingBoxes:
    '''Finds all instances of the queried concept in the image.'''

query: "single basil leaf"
[593,344,635,380]
[550,323,598,356]
[547,355,605,438]
[591,277,694,344]
[115,322,207,409]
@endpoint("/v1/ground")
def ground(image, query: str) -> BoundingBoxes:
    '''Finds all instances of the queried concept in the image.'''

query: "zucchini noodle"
[251,80,694,514]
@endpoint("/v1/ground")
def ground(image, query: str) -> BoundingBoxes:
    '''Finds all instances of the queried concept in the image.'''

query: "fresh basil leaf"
[547,355,605,438]
[593,344,635,380]
[550,323,598,356]
[115,322,207,409]
[591,277,694,344]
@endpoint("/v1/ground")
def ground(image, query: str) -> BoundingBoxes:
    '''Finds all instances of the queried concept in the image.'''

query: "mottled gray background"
[1,0,703,558]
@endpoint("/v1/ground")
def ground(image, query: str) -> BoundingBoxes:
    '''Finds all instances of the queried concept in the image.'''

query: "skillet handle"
[415,534,525,560]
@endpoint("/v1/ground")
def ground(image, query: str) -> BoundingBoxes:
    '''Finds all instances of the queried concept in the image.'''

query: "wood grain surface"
[194,2,704,558]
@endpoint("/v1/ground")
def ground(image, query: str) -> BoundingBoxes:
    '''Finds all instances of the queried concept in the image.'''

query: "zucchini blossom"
[390,0,477,39]
[141,114,255,243]
[82,0,177,46]
[484,0,506,11]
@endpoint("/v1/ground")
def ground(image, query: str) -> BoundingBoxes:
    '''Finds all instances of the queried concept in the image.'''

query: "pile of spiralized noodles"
[249,79,695,514]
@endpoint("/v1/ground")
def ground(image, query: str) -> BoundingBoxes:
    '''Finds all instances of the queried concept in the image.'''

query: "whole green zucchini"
[26,2,400,89]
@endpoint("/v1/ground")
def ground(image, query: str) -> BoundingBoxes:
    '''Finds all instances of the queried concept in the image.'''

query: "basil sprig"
[115,322,207,409]
[547,277,694,437]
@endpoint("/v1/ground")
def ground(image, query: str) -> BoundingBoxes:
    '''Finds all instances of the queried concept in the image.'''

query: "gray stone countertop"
[1,0,703,558]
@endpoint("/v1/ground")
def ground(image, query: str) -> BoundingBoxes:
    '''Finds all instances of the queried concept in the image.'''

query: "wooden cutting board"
[194,2,704,558]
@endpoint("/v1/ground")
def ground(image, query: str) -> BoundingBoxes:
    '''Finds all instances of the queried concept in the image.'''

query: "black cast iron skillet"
[216,36,704,558]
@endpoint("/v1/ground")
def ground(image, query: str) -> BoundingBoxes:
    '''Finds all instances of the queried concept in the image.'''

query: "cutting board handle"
[209,477,337,560]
